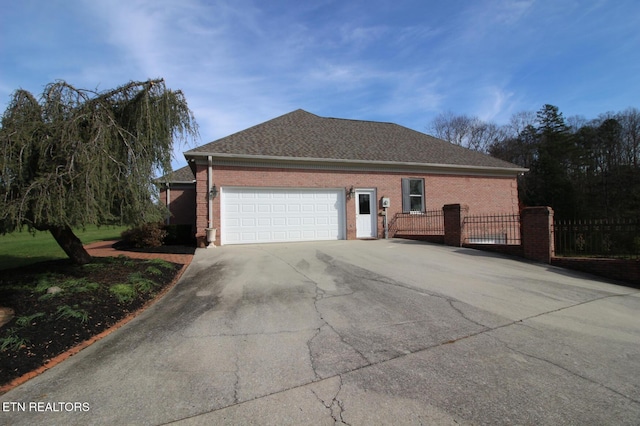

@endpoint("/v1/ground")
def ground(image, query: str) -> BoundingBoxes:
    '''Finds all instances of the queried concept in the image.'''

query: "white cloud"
[339,25,388,48]
[476,86,515,122]
[4,0,639,164]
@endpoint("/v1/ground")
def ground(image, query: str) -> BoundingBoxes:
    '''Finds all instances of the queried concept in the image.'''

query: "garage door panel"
[257,218,272,226]
[221,188,344,245]
[288,217,301,226]
[272,217,286,226]
[288,230,302,239]
[241,232,257,242]
[226,218,241,227]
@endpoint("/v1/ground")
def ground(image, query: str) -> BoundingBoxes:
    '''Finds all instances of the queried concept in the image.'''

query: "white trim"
[355,188,377,239]
[207,156,213,230]
[185,153,527,176]
[165,186,171,225]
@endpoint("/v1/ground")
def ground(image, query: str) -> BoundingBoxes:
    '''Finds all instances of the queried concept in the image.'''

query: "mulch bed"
[0,256,183,388]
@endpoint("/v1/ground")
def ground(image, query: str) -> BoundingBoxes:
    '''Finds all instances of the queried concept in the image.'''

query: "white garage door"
[221,187,345,245]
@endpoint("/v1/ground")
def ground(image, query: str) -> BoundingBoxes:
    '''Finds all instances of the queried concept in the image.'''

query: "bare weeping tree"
[0,79,198,264]
[428,111,504,152]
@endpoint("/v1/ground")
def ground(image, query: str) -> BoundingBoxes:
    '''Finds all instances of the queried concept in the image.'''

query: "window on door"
[358,193,371,214]
[401,178,424,213]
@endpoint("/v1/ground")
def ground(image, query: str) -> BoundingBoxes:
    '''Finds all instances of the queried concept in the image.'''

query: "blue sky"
[2,0,639,169]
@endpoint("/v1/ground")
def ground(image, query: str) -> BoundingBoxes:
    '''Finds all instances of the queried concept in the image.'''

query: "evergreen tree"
[439,104,640,218]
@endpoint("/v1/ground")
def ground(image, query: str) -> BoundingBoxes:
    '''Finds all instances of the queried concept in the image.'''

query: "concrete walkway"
[1,240,639,425]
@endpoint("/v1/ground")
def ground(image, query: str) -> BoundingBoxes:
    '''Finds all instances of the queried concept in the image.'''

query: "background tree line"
[429,105,640,219]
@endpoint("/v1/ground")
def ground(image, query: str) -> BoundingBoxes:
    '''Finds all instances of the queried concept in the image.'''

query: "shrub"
[110,283,137,303]
[0,329,29,352]
[55,305,89,323]
[120,222,168,248]
[163,224,194,245]
[145,266,163,276]
[15,312,46,327]
[145,259,174,269]
[128,272,157,293]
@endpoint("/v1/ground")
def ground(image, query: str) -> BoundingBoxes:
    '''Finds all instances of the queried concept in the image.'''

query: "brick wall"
[439,204,553,261]
[443,204,468,247]
[198,165,519,246]
[160,185,196,227]
[551,258,640,286]
[426,174,519,214]
[521,207,554,263]
[435,204,639,285]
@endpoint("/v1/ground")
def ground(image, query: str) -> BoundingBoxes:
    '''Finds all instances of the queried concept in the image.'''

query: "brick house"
[159,109,526,246]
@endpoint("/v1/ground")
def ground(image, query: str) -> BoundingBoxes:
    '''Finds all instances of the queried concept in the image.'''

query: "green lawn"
[0,225,128,270]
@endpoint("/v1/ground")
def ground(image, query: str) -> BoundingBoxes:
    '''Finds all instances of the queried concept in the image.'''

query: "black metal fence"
[389,210,444,235]
[463,213,521,245]
[554,218,640,258]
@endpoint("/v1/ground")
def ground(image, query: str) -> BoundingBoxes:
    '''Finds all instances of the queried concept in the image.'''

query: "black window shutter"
[401,178,410,213]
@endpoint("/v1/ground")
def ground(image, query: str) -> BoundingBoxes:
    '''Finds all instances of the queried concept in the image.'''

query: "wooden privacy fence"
[554,218,640,259]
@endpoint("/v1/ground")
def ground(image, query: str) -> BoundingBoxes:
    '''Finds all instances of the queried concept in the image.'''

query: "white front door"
[355,189,377,238]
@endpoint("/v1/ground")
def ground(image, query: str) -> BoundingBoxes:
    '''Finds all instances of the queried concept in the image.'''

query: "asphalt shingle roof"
[160,165,195,183]
[186,109,522,170]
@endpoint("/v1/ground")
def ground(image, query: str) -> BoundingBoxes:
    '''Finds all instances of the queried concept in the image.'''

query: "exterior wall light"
[209,184,218,199]
[346,186,355,199]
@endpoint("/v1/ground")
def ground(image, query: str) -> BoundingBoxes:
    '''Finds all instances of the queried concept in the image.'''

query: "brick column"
[443,204,468,247]
[521,206,554,263]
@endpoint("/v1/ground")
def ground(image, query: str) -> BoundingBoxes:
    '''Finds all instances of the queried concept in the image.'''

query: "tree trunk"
[49,225,92,265]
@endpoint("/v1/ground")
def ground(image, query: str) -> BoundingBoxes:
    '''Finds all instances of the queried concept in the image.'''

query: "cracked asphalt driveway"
[2,239,640,425]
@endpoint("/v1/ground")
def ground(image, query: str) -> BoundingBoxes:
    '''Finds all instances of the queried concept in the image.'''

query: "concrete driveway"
[2,239,640,425]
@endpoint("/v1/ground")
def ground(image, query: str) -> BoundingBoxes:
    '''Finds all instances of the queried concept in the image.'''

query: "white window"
[401,178,424,213]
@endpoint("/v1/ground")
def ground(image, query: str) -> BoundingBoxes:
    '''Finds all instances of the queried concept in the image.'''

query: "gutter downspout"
[208,156,213,229]
[166,184,171,225]
[206,156,216,247]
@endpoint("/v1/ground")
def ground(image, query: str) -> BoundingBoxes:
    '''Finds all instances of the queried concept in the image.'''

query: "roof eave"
[154,179,196,186]
[184,152,528,175]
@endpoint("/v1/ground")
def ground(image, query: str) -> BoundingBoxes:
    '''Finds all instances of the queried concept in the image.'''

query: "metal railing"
[554,218,640,258]
[389,210,444,236]
[463,213,521,245]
